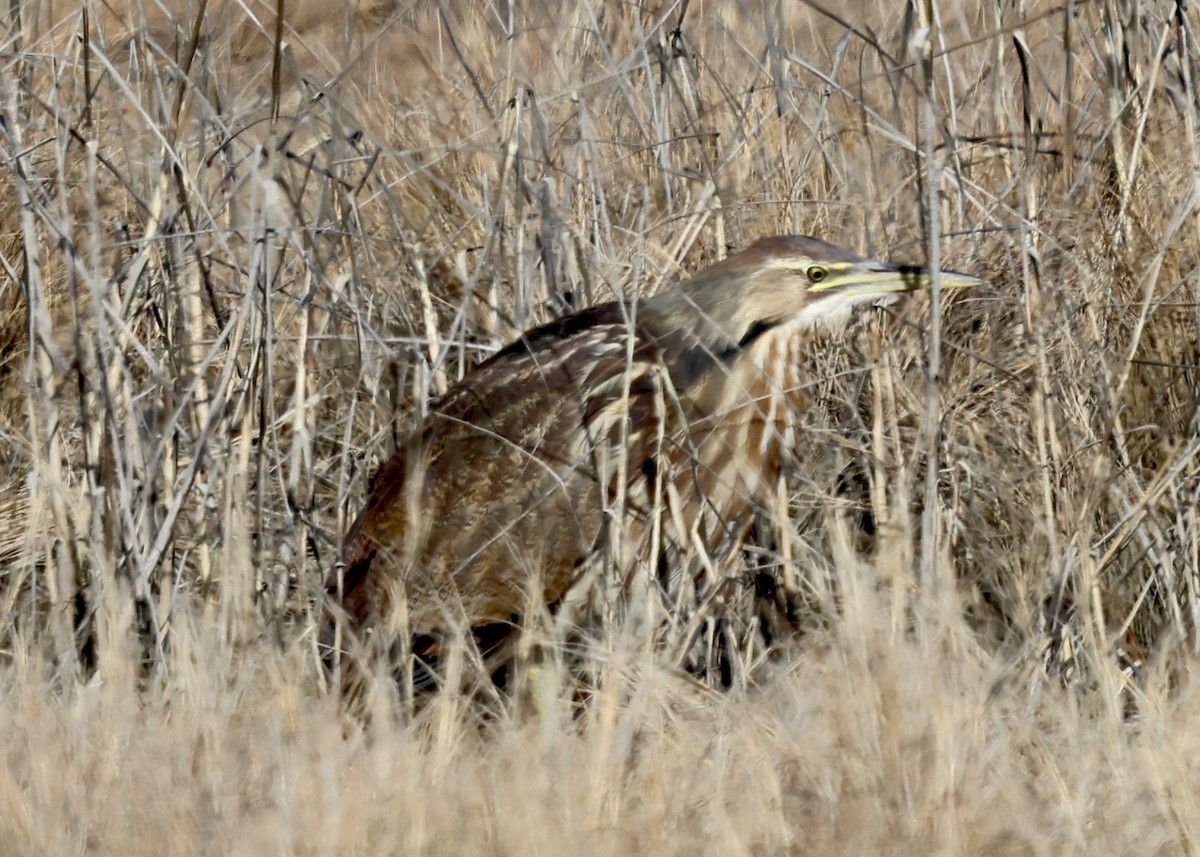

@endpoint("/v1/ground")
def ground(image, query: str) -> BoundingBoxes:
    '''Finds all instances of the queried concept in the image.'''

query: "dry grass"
[1,0,1199,852]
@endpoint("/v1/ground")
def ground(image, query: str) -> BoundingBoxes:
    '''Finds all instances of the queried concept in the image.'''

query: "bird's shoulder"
[432,301,665,422]
[488,301,634,362]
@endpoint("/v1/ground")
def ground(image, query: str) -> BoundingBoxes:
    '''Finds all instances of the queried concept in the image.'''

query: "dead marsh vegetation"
[0,0,1199,853]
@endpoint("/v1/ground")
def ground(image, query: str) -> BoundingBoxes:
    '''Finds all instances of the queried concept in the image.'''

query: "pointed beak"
[807,261,985,297]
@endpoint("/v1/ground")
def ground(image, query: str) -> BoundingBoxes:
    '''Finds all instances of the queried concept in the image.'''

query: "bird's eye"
[807,265,828,283]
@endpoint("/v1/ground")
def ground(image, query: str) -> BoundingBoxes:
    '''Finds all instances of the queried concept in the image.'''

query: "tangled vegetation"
[0,1,1197,853]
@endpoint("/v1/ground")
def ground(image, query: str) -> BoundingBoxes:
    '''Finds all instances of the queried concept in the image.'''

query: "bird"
[322,234,981,695]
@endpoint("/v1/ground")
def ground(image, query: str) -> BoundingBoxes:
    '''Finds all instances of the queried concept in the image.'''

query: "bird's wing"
[329,302,674,634]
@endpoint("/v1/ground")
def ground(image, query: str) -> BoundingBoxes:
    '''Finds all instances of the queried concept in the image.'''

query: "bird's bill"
[807,263,984,296]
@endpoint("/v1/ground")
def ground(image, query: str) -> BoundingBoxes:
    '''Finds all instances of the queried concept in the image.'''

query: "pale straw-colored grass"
[0,1,1198,852]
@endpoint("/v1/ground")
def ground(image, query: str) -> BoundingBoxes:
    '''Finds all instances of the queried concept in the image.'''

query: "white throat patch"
[792,290,904,333]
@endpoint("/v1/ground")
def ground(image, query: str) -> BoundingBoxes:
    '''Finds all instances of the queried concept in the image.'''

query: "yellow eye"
[807,265,828,284]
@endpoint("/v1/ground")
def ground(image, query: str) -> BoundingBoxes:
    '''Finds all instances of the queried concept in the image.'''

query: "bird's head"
[643,234,983,387]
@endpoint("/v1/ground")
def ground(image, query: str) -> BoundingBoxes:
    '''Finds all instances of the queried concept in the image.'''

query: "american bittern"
[324,235,980,689]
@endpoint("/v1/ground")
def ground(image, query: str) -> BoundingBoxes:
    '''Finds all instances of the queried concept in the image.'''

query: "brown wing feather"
[328,302,671,645]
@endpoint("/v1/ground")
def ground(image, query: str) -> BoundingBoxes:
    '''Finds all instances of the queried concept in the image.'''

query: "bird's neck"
[662,330,806,542]
[639,304,807,459]
[683,331,807,451]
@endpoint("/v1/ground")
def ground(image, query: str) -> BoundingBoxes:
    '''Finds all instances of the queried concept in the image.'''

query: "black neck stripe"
[738,318,779,349]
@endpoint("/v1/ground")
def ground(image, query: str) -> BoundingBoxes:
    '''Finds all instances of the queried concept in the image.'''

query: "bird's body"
[325,235,980,686]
